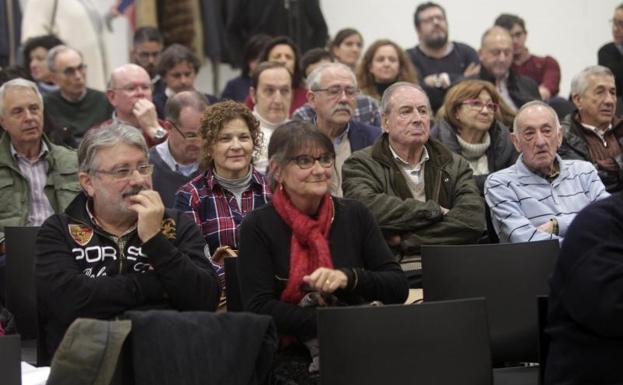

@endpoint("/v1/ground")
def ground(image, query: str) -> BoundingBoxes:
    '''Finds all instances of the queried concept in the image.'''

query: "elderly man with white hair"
[0,78,80,231]
[485,100,609,243]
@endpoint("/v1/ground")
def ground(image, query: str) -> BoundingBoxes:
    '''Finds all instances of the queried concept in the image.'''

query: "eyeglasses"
[137,51,161,60]
[168,120,201,140]
[462,99,498,112]
[312,85,359,98]
[611,19,623,29]
[60,63,87,77]
[289,153,335,169]
[112,83,153,94]
[93,164,154,180]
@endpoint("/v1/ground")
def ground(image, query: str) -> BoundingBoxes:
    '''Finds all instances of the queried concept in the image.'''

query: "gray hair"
[0,78,43,118]
[306,62,357,91]
[47,45,82,73]
[570,65,615,96]
[165,90,209,123]
[512,100,561,133]
[78,122,148,173]
[380,81,430,115]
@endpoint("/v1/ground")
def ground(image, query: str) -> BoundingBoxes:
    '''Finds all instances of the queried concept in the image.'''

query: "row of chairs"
[2,226,559,385]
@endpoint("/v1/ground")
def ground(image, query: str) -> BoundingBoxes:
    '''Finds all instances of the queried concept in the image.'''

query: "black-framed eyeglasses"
[60,63,87,77]
[93,164,154,180]
[289,153,335,169]
[168,120,201,140]
[312,85,359,98]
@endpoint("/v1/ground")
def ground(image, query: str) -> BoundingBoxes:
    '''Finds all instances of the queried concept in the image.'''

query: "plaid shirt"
[175,167,272,255]
[292,94,382,127]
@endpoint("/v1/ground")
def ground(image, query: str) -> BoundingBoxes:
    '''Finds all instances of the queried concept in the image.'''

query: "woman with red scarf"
[238,120,408,384]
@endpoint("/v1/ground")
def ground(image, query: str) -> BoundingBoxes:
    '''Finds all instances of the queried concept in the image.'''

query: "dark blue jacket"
[348,120,382,151]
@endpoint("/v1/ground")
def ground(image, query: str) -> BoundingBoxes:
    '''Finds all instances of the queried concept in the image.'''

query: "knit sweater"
[43,88,113,139]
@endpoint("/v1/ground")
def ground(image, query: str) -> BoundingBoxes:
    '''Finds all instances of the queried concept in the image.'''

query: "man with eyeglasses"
[472,26,540,112]
[598,3,623,115]
[559,66,623,193]
[104,63,167,147]
[249,61,293,173]
[406,2,480,112]
[43,45,113,144]
[36,122,220,358]
[149,91,207,207]
[485,101,608,244]
[307,63,381,196]
[343,82,485,285]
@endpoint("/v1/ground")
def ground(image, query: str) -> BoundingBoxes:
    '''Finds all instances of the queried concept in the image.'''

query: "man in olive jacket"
[0,78,80,231]
[342,82,485,259]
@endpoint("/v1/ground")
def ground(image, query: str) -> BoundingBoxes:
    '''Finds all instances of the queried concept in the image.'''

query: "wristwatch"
[153,126,166,140]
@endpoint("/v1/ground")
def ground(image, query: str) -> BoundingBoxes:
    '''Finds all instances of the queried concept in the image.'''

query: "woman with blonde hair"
[356,39,418,100]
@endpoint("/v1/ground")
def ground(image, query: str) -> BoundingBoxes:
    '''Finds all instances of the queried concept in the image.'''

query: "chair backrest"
[537,295,550,385]
[5,226,40,340]
[421,240,559,364]
[224,256,243,312]
[318,298,492,385]
[0,334,22,385]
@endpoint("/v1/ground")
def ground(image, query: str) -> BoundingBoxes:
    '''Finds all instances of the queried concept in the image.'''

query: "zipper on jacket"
[118,236,127,273]
[433,170,442,202]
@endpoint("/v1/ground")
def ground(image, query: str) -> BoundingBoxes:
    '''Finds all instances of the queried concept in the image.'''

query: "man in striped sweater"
[485,101,609,243]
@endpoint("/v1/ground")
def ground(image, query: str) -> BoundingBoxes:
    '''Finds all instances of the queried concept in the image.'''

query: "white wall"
[321,0,618,97]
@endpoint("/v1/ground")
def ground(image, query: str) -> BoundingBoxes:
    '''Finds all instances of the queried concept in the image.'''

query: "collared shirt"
[389,144,430,202]
[154,139,198,177]
[580,121,614,147]
[332,124,352,197]
[292,94,382,127]
[11,142,54,226]
[497,75,519,112]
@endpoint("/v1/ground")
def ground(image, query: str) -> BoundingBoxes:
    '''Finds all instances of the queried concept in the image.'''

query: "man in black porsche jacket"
[36,122,220,359]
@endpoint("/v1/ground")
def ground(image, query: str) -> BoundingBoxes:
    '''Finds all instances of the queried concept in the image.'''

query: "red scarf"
[272,186,334,304]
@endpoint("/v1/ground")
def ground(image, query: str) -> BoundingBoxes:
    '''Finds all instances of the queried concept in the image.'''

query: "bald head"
[108,63,151,90]
[479,26,513,80]
[106,63,153,121]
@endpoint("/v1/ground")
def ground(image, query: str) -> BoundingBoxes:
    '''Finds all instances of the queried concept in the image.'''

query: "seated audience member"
[36,122,220,358]
[432,79,517,193]
[175,101,271,285]
[293,49,382,128]
[153,44,218,118]
[149,91,207,207]
[44,45,113,142]
[357,39,419,102]
[559,66,623,193]
[473,27,540,113]
[105,63,167,147]
[343,82,485,259]
[494,13,574,119]
[407,2,480,112]
[238,120,408,382]
[329,28,364,70]
[221,34,271,102]
[131,26,163,83]
[249,61,292,173]
[545,192,623,385]
[0,78,80,230]
[598,3,623,115]
[485,101,609,243]
[22,35,64,95]
[246,36,307,114]
[307,63,382,196]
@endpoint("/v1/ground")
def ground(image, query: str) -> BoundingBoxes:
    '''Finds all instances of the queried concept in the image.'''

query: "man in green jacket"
[342,82,485,260]
[0,78,80,231]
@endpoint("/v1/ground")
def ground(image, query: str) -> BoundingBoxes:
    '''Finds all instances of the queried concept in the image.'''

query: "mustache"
[331,103,353,115]
[121,186,146,198]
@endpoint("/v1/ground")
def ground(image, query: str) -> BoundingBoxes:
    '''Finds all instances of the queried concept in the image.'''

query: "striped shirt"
[11,142,54,226]
[484,155,609,243]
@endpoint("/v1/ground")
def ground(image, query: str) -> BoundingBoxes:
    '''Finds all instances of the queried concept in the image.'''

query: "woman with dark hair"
[329,28,363,70]
[356,39,418,101]
[175,101,271,289]
[432,79,517,193]
[221,34,271,102]
[246,36,308,115]
[238,120,407,383]
[22,34,64,95]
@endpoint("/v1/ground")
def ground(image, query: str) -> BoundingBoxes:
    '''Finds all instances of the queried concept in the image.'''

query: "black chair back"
[421,240,559,364]
[0,334,21,385]
[224,256,243,312]
[318,298,492,385]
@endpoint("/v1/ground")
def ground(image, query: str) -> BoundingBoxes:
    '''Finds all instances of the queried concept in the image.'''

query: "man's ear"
[307,90,316,108]
[79,172,95,198]
[162,119,173,133]
[571,93,582,110]
[250,87,257,104]
[106,89,116,107]
[511,132,522,153]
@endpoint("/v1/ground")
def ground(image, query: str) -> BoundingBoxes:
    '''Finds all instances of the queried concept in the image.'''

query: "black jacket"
[36,192,220,357]
[471,68,541,109]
